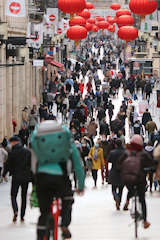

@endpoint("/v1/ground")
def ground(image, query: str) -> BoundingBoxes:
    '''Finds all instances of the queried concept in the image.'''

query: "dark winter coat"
[142,111,152,127]
[108,147,125,186]
[3,143,32,183]
[99,122,110,136]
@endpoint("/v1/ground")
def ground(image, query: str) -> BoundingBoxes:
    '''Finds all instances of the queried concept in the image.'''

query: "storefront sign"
[33,60,44,67]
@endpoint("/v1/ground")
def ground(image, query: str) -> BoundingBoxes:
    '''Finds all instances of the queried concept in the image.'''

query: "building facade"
[0,0,43,141]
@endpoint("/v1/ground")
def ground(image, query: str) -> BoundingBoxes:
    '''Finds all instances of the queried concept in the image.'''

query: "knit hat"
[130,135,143,146]
[127,134,143,151]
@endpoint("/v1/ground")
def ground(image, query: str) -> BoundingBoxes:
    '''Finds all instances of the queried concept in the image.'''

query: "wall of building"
[0,0,43,141]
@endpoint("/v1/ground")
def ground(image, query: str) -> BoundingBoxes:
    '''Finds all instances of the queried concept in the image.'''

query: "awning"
[50,60,64,71]
[45,55,64,71]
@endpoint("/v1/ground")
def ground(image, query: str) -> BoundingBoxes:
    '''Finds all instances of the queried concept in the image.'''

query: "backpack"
[133,123,141,134]
[121,152,142,185]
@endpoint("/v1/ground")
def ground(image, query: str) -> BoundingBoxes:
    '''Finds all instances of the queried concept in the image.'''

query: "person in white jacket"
[0,145,8,182]
[62,96,69,123]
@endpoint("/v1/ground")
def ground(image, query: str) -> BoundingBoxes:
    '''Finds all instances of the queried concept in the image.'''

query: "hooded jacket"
[3,143,31,182]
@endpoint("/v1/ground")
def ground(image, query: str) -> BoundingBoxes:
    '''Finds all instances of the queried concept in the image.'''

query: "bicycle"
[130,186,143,239]
[43,199,61,240]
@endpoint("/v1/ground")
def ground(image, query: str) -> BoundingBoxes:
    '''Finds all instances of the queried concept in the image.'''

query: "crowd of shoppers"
[0,33,160,238]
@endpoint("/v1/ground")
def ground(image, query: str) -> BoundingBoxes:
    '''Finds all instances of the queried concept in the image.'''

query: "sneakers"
[144,221,151,229]
[61,227,72,239]
[13,213,18,223]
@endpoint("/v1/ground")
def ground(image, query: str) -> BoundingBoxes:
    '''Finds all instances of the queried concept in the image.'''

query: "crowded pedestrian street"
[0,0,160,240]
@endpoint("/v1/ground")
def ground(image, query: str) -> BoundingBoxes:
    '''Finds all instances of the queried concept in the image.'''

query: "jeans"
[11,181,29,219]
[112,185,124,204]
[69,109,75,121]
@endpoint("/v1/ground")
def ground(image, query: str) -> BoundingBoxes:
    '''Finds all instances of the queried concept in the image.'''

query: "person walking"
[108,139,125,210]
[0,144,8,183]
[142,109,152,129]
[88,139,104,187]
[108,100,114,123]
[2,136,32,223]
[146,119,157,143]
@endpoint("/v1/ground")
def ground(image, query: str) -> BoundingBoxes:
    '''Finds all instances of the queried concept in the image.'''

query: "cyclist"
[120,135,155,229]
[31,120,85,240]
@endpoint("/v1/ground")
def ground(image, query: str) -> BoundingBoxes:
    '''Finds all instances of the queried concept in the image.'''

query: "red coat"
[87,82,92,93]
[79,83,84,94]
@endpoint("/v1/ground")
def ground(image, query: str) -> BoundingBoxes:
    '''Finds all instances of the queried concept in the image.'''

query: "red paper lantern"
[129,0,157,18]
[69,16,86,27]
[107,16,115,24]
[77,10,91,19]
[117,26,138,42]
[110,3,121,11]
[108,24,115,33]
[96,16,105,22]
[58,0,86,14]
[85,2,94,9]
[67,25,88,42]
[87,18,95,24]
[96,21,109,30]
[92,25,99,32]
[116,9,131,17]
[117,15,134,28]
[85,23,92,31]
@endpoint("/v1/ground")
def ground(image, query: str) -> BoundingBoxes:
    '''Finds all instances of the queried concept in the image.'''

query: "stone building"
[0,0,43,141]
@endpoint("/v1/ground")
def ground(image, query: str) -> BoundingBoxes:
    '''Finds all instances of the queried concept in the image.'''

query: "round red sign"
[31,34,39,41]
[57,28,62,34]
[49,14,56,22]
[9,2,21,14]
[64,23,67,29]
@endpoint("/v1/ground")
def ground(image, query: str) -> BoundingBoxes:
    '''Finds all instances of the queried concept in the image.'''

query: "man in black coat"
[108,139,125,210]
[3,136,31,223]
[142,109,152,129]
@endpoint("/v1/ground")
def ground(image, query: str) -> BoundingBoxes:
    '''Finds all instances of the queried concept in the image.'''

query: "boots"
[144,221,151,229]
[123,200,129,211]
[61,227,72,239]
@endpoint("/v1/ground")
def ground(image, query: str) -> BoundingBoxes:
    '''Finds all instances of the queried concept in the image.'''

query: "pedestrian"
[2,136,32,222]
[142,109,152,129]
[18,125,29,146]
[108,100,114,123]
[108,139,125,210]
[0,144,8,183]
[88,139,104,187]
[28,109,38,133]
[146,119,157,143]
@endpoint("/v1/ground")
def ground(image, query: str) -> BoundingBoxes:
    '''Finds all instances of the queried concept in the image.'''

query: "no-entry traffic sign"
[31,34,39,41]
[57,28,62,34]
[5,0,26,17]
[49,14,56,22]
[9,2,21,14]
